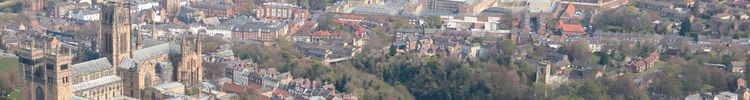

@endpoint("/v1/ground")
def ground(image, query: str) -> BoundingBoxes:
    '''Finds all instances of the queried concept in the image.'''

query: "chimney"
[312,81,317,90]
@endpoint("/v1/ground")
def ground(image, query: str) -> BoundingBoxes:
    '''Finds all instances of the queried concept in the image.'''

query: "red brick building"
[191,1,242,19]
[23,0,44,14]
[160,0,180,16]
[555,20,585,37]
[254,2,308,20]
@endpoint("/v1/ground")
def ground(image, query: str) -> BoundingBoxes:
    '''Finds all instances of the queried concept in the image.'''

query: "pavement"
[0,52,17,58]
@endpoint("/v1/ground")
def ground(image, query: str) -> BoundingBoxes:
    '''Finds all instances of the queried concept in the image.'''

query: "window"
[60,64,68,70]
[46,64,54,70]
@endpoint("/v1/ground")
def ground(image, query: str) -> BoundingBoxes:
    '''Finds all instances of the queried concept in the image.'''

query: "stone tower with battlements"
[19,35,75,100]
[99,0,132,67]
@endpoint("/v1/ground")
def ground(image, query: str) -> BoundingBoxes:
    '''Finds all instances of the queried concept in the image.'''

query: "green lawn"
[0,57,18,72]
[644,9,660,14]
[1,88,21,100]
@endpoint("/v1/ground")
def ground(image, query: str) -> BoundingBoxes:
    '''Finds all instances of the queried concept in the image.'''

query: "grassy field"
[0,87,21,100]
[0,57,18,72]
[0,57,21,100]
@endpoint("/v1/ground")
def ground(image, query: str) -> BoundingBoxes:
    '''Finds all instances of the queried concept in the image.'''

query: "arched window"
[35,86,44,100]
[151,92,156,100]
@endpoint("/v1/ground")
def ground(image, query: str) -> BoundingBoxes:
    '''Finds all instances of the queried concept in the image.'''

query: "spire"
[196,33,201,54]
[152,21,158,39]
[136,30,143,49]
[182,35,187,54]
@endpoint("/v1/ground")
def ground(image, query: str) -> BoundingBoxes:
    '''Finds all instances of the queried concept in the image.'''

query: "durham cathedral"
[18,1,203,100]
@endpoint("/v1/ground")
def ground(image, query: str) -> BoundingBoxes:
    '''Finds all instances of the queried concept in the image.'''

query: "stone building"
[22,1,203,100]
[231,21,289,41]
[141,82,185,100]
[19,35,77,100]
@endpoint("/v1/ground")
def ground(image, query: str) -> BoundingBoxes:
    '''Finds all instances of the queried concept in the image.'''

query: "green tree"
[579,80,601,100]
[298,0,311,9]
[2,8,11,12]
[558,40,592,62]
[389,44,397,56]
[309,0,328,10]
[0,73,13,97]
[242,1,255,16]
[519,72,528,85]
[501,13,514,29]
[425,15,443,28]
[680,20,692,36]
[526,83,548,100]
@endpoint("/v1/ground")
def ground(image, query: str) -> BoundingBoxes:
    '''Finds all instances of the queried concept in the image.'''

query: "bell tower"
[99,1,132,66]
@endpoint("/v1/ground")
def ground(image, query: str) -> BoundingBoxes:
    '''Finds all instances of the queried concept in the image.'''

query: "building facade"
[191,1,242,19]
[23,1,203,100]
[254,2,308,20]
[231,22,289,41]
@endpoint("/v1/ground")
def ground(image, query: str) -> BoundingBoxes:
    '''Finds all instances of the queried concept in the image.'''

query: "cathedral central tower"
[99,1,132,66]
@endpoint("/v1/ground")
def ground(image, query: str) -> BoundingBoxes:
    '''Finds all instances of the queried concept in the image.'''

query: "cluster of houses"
[199,54,359,100]
[21,0,310,43]
[628,51,660,73]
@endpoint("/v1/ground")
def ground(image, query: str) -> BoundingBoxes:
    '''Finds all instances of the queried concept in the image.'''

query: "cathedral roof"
[71,57,112,77]
[72,75,122,92]
[119,58,136,70]
[132,43,172,61]
[132,38,192,61]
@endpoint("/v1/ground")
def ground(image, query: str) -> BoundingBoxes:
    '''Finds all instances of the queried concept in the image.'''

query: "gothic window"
[151,92,156,100]
[35,86,44,100]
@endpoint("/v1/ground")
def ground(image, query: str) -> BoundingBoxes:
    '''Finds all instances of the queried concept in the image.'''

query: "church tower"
[19,36,74,100]
[177,34,203,86]
[99,1,131,67]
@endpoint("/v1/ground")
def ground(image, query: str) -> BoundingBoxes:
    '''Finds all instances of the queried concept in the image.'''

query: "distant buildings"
[425,0,497,13]
[191,0,242,19]
[23,0,45,14]
[231,21,289,41]
[254,2,309,20]
[638,0,674,10]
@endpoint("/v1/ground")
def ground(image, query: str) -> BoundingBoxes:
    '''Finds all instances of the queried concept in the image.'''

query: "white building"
[68,9,99,21]
[232,68,251,86]
[205,26,232,39]
[442,16,506,33]
[136,1,160,12]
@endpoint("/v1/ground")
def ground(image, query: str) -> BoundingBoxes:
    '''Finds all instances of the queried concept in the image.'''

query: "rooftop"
[72,75,122,92]
[151,82,184,92]
[71,57,113,77]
